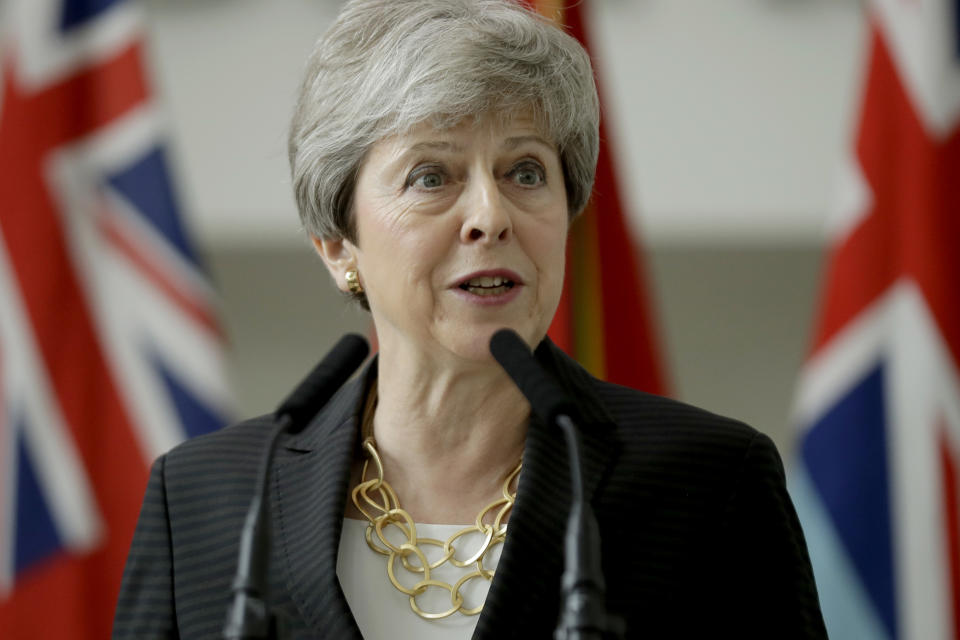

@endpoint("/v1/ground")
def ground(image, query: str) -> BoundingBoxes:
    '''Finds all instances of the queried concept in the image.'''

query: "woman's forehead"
[384,112,556,152]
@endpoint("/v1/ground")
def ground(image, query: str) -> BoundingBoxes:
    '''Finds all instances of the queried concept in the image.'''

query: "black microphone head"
[489,328,532,371]
[490,329,575,426]
[276,333,369,431]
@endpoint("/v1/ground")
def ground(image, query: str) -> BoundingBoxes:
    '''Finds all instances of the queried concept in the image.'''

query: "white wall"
[143,0,867,248]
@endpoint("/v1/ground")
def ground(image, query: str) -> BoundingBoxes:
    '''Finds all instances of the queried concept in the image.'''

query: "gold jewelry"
[345,269,363,294]
[351,436,522,620]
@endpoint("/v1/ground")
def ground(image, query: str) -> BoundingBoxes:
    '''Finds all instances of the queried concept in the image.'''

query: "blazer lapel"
[273,364,373,639]
[475,340,619,638]
[270,341,616,638]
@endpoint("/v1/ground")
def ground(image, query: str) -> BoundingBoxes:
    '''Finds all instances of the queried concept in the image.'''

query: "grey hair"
[288,0,600,242]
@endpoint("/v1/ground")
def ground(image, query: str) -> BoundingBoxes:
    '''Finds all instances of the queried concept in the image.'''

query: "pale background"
[141,0,868,461]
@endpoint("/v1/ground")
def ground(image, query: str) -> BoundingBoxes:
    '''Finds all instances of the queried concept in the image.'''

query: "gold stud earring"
[345,269,364,294]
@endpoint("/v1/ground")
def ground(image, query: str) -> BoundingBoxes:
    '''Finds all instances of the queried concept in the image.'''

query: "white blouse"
[336,518,503,640]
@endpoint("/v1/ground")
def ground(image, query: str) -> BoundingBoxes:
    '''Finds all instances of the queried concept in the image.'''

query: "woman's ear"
[311,235,359,293]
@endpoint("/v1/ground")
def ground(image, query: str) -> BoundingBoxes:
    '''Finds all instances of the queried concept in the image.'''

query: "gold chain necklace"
[351,435,522,620]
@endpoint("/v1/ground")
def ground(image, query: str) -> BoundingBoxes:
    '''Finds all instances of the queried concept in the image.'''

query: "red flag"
[0,1,230,637]
[528,0,668,394]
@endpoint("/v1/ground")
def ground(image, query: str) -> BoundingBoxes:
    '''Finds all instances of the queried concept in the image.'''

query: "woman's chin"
[374,316,550,366]
[445,323,544,364]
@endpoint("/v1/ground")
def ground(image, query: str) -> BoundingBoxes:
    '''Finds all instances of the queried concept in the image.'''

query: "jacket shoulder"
[585,380,825,637]
[155,415,283,532]
[163,414,276,478]
[538,337,760,453]
[586,378,784,504]
[115,415,281,639]
[593,379,760,445]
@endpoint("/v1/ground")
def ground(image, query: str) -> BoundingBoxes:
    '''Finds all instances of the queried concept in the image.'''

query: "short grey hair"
[288,0,600,242]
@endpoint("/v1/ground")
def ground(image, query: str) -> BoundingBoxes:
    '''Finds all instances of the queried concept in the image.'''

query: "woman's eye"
[408,168,445,189]
[509,163,545,187]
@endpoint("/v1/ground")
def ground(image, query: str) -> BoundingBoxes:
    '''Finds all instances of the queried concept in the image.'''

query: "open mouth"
[459,275,516,296]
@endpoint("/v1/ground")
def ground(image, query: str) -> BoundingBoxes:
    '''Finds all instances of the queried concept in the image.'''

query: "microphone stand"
[489,329,623,640]
[223,334,369,640]
[222,416,292,640]
[554,414,623,640]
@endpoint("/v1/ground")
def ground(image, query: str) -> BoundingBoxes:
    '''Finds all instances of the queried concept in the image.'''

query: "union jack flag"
[0,0,230,637]
[790,0,960,638]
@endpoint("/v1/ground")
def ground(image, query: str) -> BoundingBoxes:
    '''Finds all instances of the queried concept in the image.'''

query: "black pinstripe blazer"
[114,339,827,639]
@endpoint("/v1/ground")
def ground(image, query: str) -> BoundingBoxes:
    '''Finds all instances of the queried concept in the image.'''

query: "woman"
[114,1,827,638]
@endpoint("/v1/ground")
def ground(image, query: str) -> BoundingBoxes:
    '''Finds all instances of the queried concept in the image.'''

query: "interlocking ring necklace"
[350,390,522,620]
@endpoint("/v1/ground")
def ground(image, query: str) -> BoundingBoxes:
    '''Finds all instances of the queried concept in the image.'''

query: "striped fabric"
[115,340,825,638]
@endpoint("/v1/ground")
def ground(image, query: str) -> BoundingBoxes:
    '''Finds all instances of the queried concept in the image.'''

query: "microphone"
[489,329,577,427]
[224,333,369,640]
[490,329,619,640]
[274,333,371,433]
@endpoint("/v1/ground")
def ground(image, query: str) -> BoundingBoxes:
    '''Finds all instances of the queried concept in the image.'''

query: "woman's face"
[319,113,568,364]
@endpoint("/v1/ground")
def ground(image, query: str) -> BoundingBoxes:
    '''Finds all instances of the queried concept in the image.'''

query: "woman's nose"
[460,175,512,244]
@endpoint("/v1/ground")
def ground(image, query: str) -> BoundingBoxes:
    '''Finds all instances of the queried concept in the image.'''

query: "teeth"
[465,285,510,296]
[460,274,515,296]
[466,275,507,288]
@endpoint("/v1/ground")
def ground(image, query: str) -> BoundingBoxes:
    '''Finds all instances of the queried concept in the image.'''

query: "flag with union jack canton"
[0,0,231,637]
[790,1,960,638]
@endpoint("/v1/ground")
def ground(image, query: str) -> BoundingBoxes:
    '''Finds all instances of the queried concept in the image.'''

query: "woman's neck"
[361,342,530,524]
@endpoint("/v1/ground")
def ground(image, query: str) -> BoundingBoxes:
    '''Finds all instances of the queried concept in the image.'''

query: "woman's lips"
[460,275,514,295]
[451,269,524,305]
[454,269,523,288]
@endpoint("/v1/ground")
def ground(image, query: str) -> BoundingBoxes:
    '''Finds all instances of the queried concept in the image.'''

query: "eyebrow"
[402,135,555,155]
[503,135,555,151]
[406,141,462,153]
